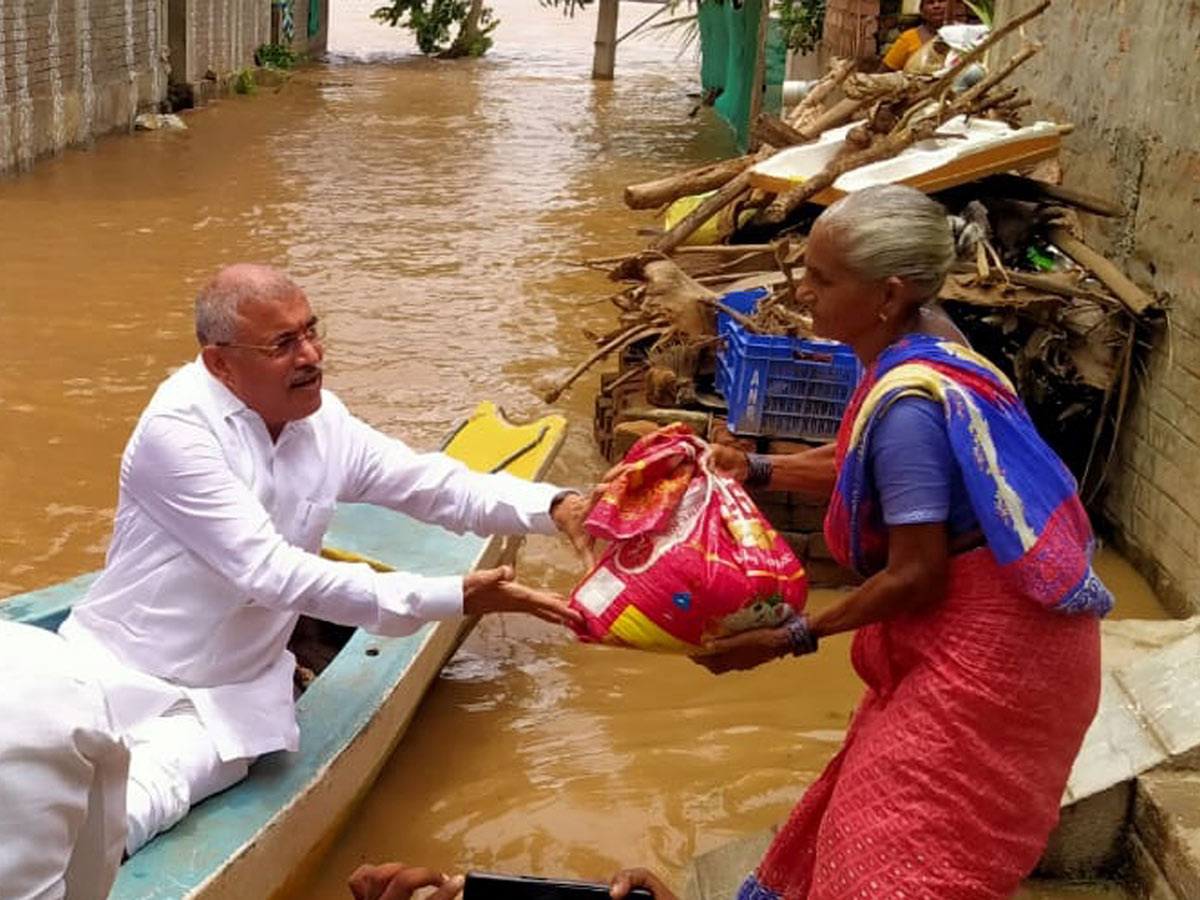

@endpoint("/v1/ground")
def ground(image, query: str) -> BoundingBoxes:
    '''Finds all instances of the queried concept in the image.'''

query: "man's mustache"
[288,365,323,387]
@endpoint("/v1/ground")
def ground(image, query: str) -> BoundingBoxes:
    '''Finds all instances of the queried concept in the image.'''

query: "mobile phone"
[464,871,654,900]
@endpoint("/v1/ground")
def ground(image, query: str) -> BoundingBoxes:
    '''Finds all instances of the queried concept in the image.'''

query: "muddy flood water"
[0,3,1162,899]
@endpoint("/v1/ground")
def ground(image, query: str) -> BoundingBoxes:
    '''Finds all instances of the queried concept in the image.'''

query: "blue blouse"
[867,395,979,537]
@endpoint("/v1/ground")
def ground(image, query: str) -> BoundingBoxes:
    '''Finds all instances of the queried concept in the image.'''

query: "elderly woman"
[687,184,1111,899]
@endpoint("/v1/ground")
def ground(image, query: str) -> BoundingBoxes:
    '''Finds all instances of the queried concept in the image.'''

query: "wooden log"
[1048,227,1156,316]
[765,41,1045,224]
[623,154,759,210]
[673,248,777,278]
[979,174,1122,218]
[751,114,807,149]
[674,243,777,254]
[914,0,1052,107]
[967,267,1118,304]
[787,57,855,128]
[794,97,866,142]
[649,146,774,254]
[614,406,712,435]
[843,71,921,102]
[541,324,665,404]
[955,45,1042,111]
[759,124,926,223]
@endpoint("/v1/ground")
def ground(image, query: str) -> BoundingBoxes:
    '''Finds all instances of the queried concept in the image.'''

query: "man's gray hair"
[818,184,957,304]
[195,264,304,345]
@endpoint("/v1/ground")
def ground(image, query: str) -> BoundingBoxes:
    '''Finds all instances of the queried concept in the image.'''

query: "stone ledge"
[681,829,1131,900]
[1133,772,1200,899]
[1126,832,1181,900]
[1039,784,1132,880]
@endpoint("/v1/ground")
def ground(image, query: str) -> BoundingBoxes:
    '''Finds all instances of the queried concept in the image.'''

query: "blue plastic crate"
[716,289,862,441]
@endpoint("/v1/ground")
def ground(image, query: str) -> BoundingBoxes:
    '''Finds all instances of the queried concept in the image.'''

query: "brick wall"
[820,0,904,61]
[994,0,1200,614]
[822,0,880,58]
[0,0,166,173]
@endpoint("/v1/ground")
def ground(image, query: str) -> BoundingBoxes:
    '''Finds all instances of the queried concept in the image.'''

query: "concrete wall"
[0,0,331,176]
[167,0,268,96]
[993,0,1200,614]
[0,0,167,173]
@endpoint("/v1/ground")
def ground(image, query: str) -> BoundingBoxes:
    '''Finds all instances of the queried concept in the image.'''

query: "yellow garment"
[883,27,924,71]
[663,192,756,246]
[904,36,949,74]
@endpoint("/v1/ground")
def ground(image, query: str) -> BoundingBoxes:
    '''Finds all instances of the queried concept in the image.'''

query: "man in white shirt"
[0,621,129,900]
[58,263,589,855]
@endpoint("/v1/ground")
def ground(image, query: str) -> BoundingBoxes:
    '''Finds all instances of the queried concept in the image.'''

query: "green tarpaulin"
[308,0,322,38]
[698,0,786,152]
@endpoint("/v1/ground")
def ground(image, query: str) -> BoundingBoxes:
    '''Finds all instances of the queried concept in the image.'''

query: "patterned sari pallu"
[569,424,808,653]
[826,334,1113,616]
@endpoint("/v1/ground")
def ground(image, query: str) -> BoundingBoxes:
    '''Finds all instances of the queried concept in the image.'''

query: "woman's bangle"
[783,614,818,657]
[744,453,773,489]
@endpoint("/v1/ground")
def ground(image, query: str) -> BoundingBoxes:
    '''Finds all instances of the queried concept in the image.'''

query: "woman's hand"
[707,443,750,482]
[550,491,597,570]
[692,626,791,674]
[609,868,679,900]
[348,864,464,900]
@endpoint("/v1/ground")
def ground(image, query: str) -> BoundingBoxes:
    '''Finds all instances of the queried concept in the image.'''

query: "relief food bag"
[569,424,808,653]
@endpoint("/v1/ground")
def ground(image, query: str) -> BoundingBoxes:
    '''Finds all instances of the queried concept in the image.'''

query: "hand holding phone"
[464,871,659,900]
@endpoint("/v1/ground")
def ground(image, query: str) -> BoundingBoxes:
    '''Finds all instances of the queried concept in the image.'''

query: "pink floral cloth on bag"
[569,424,808,653]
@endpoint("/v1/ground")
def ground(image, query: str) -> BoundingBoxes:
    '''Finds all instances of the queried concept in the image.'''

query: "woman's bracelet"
[744,453,774,489]
[783,613,818,657]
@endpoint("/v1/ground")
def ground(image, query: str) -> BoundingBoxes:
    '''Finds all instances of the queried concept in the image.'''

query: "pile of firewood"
[547,0,1160,500]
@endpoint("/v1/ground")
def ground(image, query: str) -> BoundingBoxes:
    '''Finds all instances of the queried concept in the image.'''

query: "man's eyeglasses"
[215,320,326,359]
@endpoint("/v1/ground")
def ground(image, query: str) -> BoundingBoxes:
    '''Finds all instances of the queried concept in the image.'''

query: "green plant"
[256,42,300,70]
[454,3,498,56]
[234,68,256,95]
[777,0,826,56]
[537,0,593,17]
[372,0,589,57]
[373,0,473,55]
[962,0,994,26]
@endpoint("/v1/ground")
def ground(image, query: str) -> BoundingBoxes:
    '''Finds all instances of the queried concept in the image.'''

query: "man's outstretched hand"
[462,566,583,628]
[348,864,464,900]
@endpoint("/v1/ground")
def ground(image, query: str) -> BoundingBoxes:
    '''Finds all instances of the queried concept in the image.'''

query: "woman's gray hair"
[194,264,303,345]
[817,184,957,304]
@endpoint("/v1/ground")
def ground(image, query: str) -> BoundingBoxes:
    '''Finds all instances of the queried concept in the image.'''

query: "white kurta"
[0,622,129,900]
[60,359,561,762]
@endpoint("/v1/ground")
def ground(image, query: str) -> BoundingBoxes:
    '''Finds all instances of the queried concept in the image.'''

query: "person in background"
[0,621,129,900]
[882,0,974,71]
[57,263,591,857]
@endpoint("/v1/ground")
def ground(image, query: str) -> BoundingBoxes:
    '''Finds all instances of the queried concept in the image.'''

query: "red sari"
[741,339,1103,900]
[745,549,1100,899]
